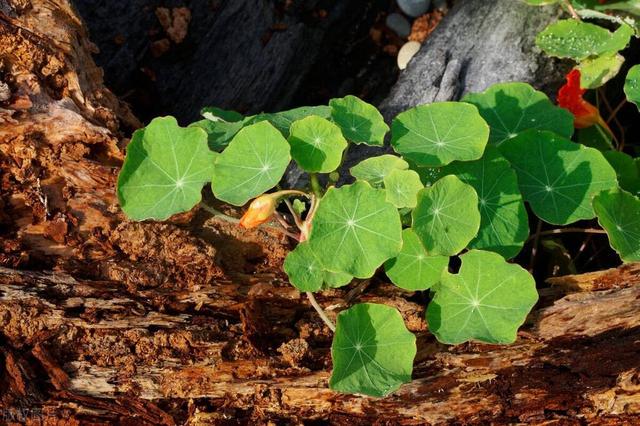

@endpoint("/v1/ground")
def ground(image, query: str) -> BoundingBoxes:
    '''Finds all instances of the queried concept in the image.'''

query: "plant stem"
[199,202,240,223]
[607,99,627,124]
[563,0,581,20]
[306,292,335,332]
[309,174,323,199]
[526,227,607,243]
[283,198,304,229]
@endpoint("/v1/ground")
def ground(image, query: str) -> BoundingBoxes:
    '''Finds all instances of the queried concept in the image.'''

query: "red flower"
[557,69,608,130]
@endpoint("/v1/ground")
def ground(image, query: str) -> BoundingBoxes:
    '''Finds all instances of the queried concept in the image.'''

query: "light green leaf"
[624,64,640,110]
[578,53,625,89]
[350,155,409,187]
[462,82,574,147]
[385,229,449,291]
[308,181,402,278]
[288,115,347,173]
[189,119,245,152]
[500,130,617,225]
[292,198,307,216]
[323,270,353,289]
[251,105,331,138]
[593,188,640,262]
[443,147,529,259]
[118,116,215,221]
[412,175,481,256]
[330,303,416,397]
[426,250,538,344]
[283,242,324,292]
[200,106,244,123]
[603,150,640,196]
[329,96,389,146]
[391,102,489,167]
[536,20,633,60]
[211,121,291,206]
[383,169,424,208]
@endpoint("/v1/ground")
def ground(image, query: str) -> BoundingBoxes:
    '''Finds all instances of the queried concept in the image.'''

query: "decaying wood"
[1,0,639,424]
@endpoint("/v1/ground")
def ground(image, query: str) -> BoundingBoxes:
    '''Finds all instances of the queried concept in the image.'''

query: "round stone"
[397,0,431,17]
[385,13,411,38]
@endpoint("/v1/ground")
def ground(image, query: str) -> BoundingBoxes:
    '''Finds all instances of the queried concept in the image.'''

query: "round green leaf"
[578,53,625,89]
[323,270,353,289]
[288,115,347,173]
[426,250,538,344]
[308,181,402,278]
[500,130,618,225]
[536,20,633,60]
[251,105,331,138]
[624,64,640,111]
[117,116,215,221]
[412,175,481,256]
[603,151,640,196]
[330,303,416,397]
[385,229,449,291]
[211,121,291,206]
[350,155,409,187]
[462,82,574,147]
[593,188,640,262]
[329,95,389,146]
[383,169,423,208]
[283,242,324,292]
[391,102,489,167]
[443,147,529,259]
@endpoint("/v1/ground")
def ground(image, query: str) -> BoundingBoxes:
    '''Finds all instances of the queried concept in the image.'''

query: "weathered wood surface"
[1,0,639,424]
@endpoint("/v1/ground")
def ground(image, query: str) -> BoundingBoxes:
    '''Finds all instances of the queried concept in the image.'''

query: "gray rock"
[385,13,411,38]
[397,0,431,18]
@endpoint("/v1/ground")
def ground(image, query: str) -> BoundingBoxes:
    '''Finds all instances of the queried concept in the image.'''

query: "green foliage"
[412,175,481,256]
[624,64,640,110]
[443,147,529,259]
[308,181,402,278]
[500,130,617,225]
[350,155,409,187]
[462,82,574,146]
[593,188,640,262]
[426,250,538,344]
[383,169,424,208]
[391,102,489,166]
[329,95,389,146]
[288,115,347,173]
[603,151,640,196]
[283,242,324,292]
[536,20,633,60]
[253,105,331,138]
[118,116,216,221]
[211,121,291,206]
[384,229,449,291]
[577,53,625,89]
[330,303,416,397]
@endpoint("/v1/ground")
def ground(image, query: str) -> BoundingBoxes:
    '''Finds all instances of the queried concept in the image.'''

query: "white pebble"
[397,41,421,70]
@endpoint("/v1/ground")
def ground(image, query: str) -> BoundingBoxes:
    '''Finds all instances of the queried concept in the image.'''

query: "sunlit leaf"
[329,95,389,146]
[383,169,424,208]
[288,115,348,173]
[412,175,481,256]
[350,155,409,187]
[593,188,640,262]
[252,105,331,138]
[330,303,416,397]
[283,242,324,292]
[391,102,489,166]
[211,121,291,206]
[624,64,640,110]
[385,229,449,291]
[118,116,215,221]
[426,250,538,344]
[500,130,617,225]
[578,53,625,89]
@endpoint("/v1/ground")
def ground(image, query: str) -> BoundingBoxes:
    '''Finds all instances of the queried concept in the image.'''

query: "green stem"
[309,174,323,199]
[199,203,240,223]
[306,292,335,332]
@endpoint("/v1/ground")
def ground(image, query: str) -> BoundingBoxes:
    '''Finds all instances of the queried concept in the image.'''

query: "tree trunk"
[1,0,638,424]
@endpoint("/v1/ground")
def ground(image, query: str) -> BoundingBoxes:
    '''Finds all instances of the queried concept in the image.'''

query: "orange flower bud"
[557,69,610,131]
[239,194,277,229]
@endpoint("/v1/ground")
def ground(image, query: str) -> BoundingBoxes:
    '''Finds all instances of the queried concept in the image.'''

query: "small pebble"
[397,0,431,18]
[397,41,421,70]
[386,13,411,38]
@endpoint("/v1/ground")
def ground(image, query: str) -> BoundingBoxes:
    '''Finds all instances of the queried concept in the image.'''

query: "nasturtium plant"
[288,115,347,173]
[391,102,489,166]
[323,270,353,289]
[211,121,291,206]
[426,250,539,344]
[350,155,409,187]
[412,175,481,256]
[329,95,389,146]
[577,53,625,89]
[308,181,402,278]
[462,82,574,146]
[253,105,332,138]
[500,130,617,225]
[118,116,216,221]
[603,150,640,196]
[624,64,640,110]
[283,242,324,292]
[384,229,448,291]
[443,147,529,259]
[593,188,640,262]
[330,303,416,397]
[536,20,633,60]
[383,169,423,208]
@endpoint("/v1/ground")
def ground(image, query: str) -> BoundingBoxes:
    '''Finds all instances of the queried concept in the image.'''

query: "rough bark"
[1,0,639,425]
